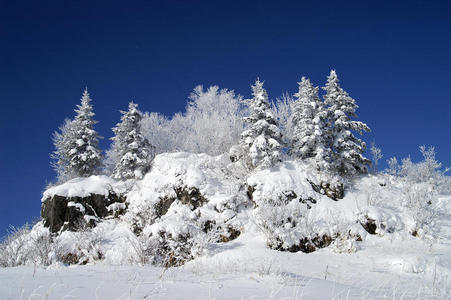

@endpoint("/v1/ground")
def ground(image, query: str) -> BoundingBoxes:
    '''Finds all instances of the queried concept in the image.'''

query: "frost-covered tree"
[69,89,102,177]
[110,102,155,180]
[388,145,449,188]
[237,79,282,170]
[323,70,370,176]
[51,119,75,182]
[370,142,383,173]
[140,86,244,156]
[272,92,295,148]
[183,86,245,155]
[52,89,102,181]
[140,112,173,155]
[290,77,331,170]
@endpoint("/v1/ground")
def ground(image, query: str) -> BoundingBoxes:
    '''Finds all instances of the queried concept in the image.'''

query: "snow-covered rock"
[41,176,127,232]
[42,176,117,200]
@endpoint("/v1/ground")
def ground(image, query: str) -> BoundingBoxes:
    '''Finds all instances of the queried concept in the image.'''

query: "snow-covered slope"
[1,152,450,299]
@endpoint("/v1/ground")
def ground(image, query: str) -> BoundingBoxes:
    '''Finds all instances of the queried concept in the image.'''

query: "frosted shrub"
[0,223,54,267]
[54,224,106,265]
[272,92,295,147]
[370,142,383,173]
[144,213,239,267]
[330,232,358,253]
[386,146,449,237]
[147,232,196,267]
[388,146,448,188]
[0,224,32,267]
[254,194,331,253]
[403,183,437,237]
[28,225,53,265]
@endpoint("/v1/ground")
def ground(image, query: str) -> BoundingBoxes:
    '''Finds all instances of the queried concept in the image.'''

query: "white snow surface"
[3,152,451,299]
[42,175,118,201]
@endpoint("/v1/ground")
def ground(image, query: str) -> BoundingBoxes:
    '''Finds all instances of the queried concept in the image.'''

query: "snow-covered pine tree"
[290,77,331,170]
[51,118,76,182]
[70,89,102,177]
[238,79,282,170]
[51,89,102,181]
[110,102,155,180]
[323,70,371,176]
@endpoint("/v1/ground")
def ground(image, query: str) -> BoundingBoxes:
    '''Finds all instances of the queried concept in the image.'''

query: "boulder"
[41,191,126,233]
[307,179,344,200]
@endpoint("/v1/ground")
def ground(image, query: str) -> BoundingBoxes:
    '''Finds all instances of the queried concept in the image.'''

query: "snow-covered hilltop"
[2,151,451,298]
[1,72,450,298]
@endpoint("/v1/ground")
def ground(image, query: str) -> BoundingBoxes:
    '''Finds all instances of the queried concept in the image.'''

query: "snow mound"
[248,161,368,252]
[122,152,248,266]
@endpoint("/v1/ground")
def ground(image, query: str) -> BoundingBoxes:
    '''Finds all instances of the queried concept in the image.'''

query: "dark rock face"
[202,220,241,243]
[299,196,317,209]
[155,196,176,217]
[273,234,333,253]
[360,217,377,235]
[307,179,344,201]
[41,192,126,233]
[174,186,207,210]
[247,185,256,203]
[279,190,297,204]
[359,215,395,235]
[156,186,207,217]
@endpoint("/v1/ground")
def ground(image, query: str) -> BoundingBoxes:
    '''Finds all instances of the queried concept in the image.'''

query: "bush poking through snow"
[0,223,53,267]
[0,224,32,267]
[385,146,448,238]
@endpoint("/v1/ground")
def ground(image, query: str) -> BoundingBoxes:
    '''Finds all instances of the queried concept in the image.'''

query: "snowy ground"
[1,220,450,300]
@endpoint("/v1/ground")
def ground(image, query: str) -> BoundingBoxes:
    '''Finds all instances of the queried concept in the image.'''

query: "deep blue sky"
[1,0,450,238]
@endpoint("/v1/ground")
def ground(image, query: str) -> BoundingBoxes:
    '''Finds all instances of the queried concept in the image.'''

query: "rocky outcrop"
[307,179,344,201]
[41,191,126,233]
[174,186,207,210]
[273,234,333,253]
[359,216,377,235]
[155,185,207,218]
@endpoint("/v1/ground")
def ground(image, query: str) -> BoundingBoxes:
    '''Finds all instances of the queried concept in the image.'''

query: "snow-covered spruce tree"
[52,118,76,182]
[110,102,155,180]
[237,79,282,170]
[290,77,331,170]
[52,89,102,181]
[323,70,370,176]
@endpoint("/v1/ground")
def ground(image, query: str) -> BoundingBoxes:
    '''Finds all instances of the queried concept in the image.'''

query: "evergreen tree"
[51,89,102,181]
[323,70,371,176]
[110,102,155,180]
[51,118,76,182]
[238,79,282,170]
[290,77,331,170]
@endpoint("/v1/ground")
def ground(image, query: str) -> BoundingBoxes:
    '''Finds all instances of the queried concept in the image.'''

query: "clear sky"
[1,0,450,238]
